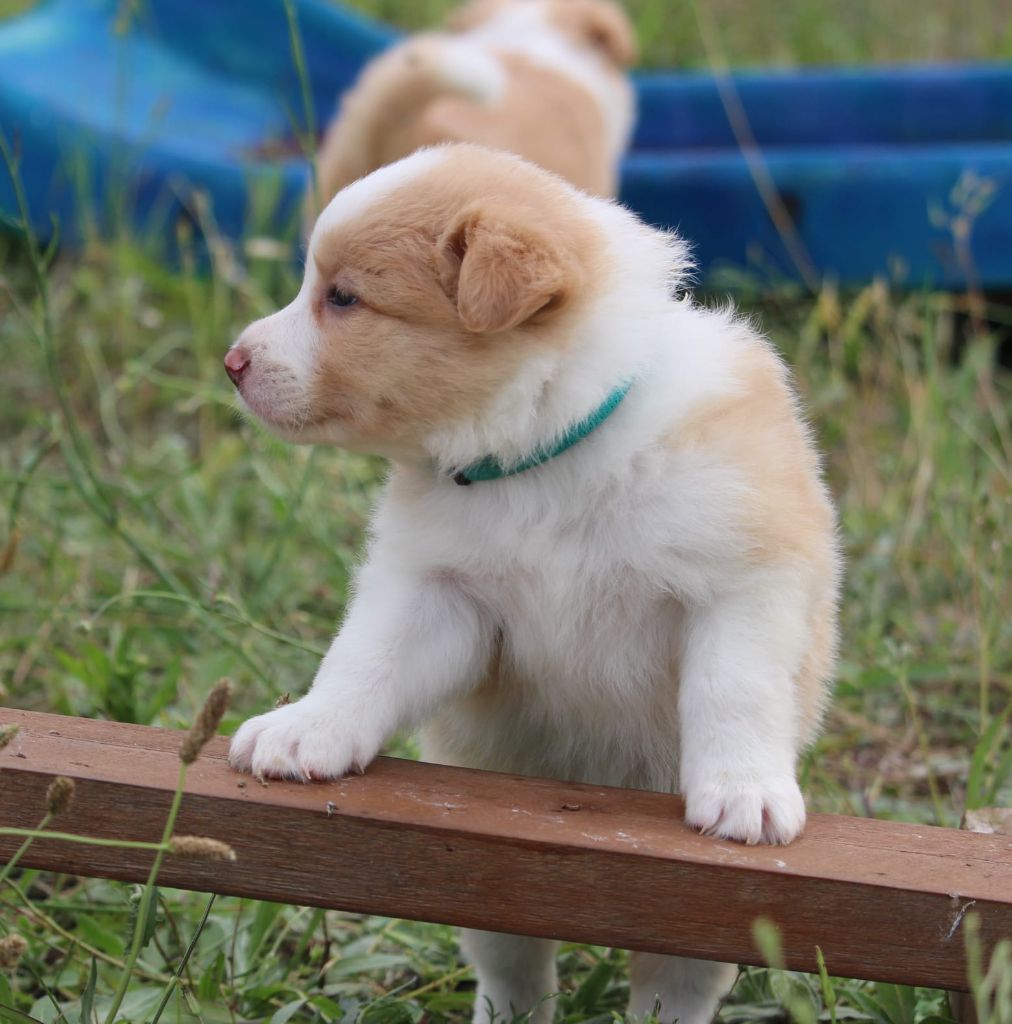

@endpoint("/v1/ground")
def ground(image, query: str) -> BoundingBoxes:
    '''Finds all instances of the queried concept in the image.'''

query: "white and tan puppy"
[308,0,636,224]
[226,145,840,1024]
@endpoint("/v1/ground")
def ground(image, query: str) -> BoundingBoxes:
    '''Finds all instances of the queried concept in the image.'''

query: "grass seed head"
[180,678,233,764]
[169,835,237,861]
[0,933,28,969]
[45,775,75,815]
[0,723,19,751]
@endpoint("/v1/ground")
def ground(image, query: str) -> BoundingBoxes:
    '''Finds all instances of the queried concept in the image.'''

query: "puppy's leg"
[678,570,812,846]
[462,929,558,1024]
[628,953,737,1024]
[229,552,493,780]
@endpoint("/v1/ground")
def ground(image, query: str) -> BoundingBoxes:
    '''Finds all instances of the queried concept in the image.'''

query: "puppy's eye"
[326,286,358,308]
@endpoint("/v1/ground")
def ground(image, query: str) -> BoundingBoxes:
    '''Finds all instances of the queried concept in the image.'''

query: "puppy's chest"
[461,510,681,695]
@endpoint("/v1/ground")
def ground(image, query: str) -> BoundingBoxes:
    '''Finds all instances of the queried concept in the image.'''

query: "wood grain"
[1,709,1009,990]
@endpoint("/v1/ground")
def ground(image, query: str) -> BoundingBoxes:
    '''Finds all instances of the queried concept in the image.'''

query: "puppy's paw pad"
[685,775,805,846]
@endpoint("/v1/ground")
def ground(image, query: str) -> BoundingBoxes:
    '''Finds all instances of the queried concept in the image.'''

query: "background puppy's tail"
[307,37,506,229]
[415,37,507,106]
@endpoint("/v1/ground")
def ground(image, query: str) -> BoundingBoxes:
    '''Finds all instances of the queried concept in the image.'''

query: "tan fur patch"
[407,52,616,195]
[436,202,583,333]
[663,338,839,734]
[308,147,608,446]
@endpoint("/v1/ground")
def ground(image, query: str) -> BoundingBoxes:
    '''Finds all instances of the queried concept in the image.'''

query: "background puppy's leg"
[628,953,737,1024]
[462,929,558,1024]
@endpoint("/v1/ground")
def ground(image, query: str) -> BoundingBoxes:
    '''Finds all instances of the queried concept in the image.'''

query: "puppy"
[307,0,637,227]
[226,144,840,1024]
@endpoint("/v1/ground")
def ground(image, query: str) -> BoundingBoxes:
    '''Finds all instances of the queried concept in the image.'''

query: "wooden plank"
[1,708,1009,990]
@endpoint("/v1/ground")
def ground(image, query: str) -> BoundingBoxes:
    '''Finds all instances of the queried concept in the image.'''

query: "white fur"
[310,146,451,245]
[630,955,739,1023]
[463,931,558,1024]
[229,150,838,1024]
[226,277,319,436]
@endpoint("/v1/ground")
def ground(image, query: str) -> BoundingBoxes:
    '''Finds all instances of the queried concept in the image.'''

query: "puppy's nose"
[224,346,251,387]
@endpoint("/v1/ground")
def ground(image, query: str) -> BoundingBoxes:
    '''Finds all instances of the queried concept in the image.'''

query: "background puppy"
[227,145,840,1024]
[307,0,636,226]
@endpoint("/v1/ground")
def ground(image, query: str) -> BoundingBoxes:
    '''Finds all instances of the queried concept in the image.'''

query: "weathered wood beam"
[1,709,1009,990]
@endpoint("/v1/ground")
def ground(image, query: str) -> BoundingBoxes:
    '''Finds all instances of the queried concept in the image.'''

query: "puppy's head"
[225,146,606,458]
[447,0,637,71]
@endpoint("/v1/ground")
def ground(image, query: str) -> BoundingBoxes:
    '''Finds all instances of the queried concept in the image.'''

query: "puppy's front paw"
[228,699,381,781]
[684,773,806,846]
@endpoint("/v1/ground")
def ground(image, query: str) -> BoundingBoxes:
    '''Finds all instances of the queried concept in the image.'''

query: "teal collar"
[451,380,633,485]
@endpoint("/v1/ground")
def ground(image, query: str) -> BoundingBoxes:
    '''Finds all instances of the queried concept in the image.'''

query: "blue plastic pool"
[1,0,1011,288]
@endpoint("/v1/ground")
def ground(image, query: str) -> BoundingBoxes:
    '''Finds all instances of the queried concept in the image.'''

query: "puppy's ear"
[436,205,577,334]
[555,0,638,69]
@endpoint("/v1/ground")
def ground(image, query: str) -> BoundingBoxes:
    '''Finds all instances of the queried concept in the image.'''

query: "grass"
[354,0,1012,68]
[1,0,1011,1021]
